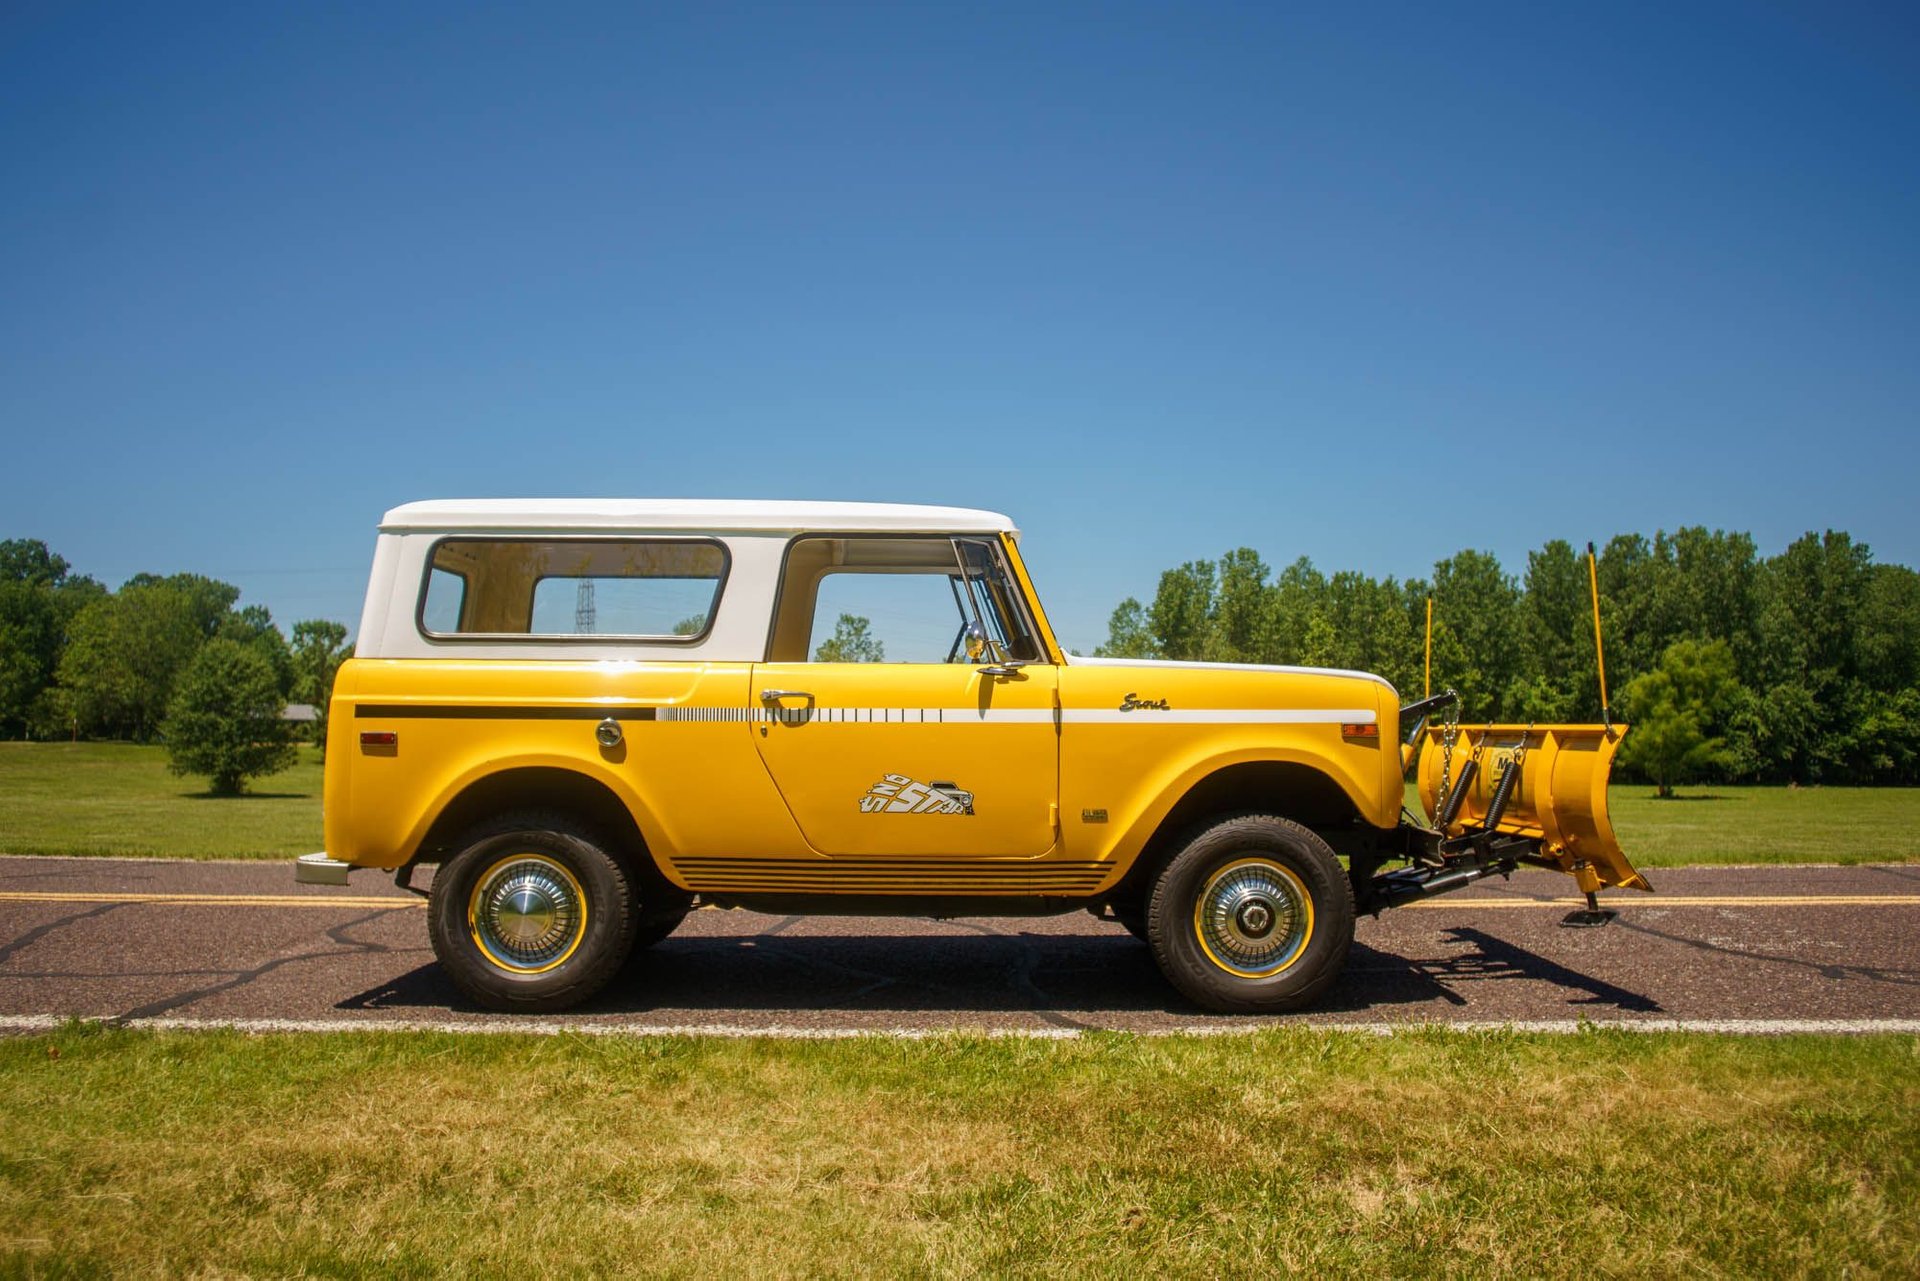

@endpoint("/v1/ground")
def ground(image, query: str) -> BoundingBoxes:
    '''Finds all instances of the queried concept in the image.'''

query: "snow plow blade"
[1412,723,1650,894]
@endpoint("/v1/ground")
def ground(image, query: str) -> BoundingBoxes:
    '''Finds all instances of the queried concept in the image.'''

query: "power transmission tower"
[575,580,596,634]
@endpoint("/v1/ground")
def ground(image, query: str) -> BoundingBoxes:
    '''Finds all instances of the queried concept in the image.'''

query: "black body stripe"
[355,704,659,721]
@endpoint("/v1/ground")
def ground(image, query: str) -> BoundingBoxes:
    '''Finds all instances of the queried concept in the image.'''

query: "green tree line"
[1096,528,1920,787]
[11,530,1918,788]
[0,539,353,758]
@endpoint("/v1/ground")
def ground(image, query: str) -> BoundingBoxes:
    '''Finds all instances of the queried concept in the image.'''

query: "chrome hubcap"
[1196,859,1310,976]
[471,856,583,972]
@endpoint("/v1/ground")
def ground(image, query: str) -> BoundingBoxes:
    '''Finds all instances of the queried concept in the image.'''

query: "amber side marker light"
[360,731,398,748]
[1340,723,1379,742]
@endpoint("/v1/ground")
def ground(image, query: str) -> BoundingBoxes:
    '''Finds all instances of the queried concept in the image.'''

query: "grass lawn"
[0,742,322,859]
[0,742,1914,865]
[1402,781,1920,867]
[1608,786,1920,866]
[2,1025,1914,1276]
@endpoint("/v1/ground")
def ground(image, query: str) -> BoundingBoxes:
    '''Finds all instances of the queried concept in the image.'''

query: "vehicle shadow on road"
[334,926,1661,1019]
[1323,926,1663,1014]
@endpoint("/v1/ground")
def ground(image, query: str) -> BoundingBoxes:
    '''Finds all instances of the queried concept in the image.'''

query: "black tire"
[632,900,692,951]
[428,812,638,1012]
[1111,902,1151,943]
[1147,813,1355,1013]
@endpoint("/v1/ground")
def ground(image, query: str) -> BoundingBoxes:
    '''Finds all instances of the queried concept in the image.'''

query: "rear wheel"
[428,813,637,1012]
[1147,813,1355,1012]
[632,899,692,951]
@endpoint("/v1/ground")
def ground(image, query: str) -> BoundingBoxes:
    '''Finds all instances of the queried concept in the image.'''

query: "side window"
[422,567,466,634]
[810,571,963,662]
[419,538,727,640]
[767,535,1043,663]
[528,576,713,637]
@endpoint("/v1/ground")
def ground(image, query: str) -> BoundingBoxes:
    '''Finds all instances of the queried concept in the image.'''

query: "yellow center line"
[1403,894,1920,909]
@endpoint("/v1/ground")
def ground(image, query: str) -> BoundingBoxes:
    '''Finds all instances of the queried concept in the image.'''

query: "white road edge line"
[1,1015,1917,1038]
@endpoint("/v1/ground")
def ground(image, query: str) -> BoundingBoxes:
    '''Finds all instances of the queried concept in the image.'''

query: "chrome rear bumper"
[294,853,354,886]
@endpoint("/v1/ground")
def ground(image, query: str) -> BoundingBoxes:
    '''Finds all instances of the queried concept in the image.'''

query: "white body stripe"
[754,707,1376,725]
[1060,708,1376,725]
[928,708,1056,724]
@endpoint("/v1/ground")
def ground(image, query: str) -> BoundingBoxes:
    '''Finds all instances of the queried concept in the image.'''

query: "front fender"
[1091,738,1394,874]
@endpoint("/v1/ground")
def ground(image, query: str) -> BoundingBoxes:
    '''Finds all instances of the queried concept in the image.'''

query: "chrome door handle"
[759,689,813,703]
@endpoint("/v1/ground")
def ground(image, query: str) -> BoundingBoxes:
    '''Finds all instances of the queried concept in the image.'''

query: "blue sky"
[3,1,1916,653]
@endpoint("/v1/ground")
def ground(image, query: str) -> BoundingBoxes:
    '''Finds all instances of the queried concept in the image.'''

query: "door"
[751,534,1059,858]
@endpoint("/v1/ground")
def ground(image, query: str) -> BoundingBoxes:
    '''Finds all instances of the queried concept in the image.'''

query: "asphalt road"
[3,855,1919,1035]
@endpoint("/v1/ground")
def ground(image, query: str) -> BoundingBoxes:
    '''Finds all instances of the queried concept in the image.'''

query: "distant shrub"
[162,639,297,795]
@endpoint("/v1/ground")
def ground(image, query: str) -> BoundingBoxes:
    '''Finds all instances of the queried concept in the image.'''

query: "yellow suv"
[301,500,1647,1013]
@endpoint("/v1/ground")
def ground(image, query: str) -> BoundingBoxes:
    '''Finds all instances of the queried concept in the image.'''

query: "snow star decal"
[859,774,975,815]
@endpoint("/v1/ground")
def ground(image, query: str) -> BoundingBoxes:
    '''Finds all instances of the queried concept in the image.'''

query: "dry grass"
[4,1026,1917,1276]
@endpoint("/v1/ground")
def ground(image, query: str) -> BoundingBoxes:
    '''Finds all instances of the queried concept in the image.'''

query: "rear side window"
[418,538,728,640]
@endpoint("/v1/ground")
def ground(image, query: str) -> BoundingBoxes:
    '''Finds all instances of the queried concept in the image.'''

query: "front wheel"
[1147,814,1355,1013]
[1109,902,1150,943]
[428,814,638,1012]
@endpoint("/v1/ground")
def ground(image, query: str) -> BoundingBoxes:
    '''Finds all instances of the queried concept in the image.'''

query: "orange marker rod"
[1424,597,1433,700]
[1587,542,1612,729]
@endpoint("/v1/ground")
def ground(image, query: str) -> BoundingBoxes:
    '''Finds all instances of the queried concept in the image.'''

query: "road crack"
[0,902,127,966]
[111,909,400,1023]
[950,920,1094,1031]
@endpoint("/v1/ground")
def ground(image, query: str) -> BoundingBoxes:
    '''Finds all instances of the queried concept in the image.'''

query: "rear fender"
[399,754,672,876]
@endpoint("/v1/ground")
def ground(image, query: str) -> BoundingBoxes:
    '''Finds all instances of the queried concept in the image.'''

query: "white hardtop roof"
[380,498,1018,536]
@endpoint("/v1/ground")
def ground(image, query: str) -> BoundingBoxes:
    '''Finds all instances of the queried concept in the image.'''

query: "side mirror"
[964,621,987,662]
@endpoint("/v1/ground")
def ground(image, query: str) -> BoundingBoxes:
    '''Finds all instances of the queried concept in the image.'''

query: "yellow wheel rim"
[1192,858,1314,978]
[466,852,589,975]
